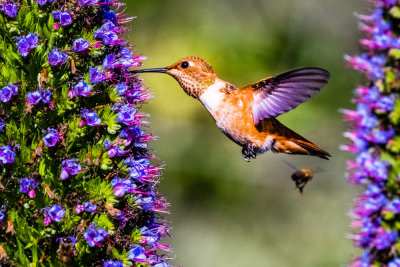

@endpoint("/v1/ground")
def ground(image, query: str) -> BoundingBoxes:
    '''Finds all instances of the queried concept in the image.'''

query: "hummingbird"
[131,57,331,161]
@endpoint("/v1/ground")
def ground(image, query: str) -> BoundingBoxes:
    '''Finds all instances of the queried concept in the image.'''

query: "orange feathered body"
[203,83,330,160]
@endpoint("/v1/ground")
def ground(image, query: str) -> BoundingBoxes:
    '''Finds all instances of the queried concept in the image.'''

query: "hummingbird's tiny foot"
[242,144,257,162]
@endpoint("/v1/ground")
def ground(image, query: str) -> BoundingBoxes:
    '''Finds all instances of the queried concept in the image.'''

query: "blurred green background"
[126,0,365,266]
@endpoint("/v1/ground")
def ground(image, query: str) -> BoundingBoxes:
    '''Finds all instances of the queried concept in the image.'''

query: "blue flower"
[116,104,136,125]
[389,258,400,267]
[103,261,123,267]
[74,80,92,96]
[73,38,89,52]
[48,205,65,222]
[43,128,59,147]
[89,67,107,83]
[17,38,30,57]
[19,178,39,193]
[78,0,99,5]
[101,32,118,45]
[0,211,4,224]
[60,159,82,180]
[52,10,61,20]
[115,83,128,95]
[26,91,42,104]
[0,120,5,132]
[103,10,116,24]
[0,145,15,165]
[0,82,18,102]
[124,158,149,179]
[35,0,47,5]
[48,49,68,66]
[375,96,394,111]
[127,245,147,262]
[1,2,18,18]
[102,54,117,69]
[386,198,400,214]
[111,177,137,197]
[60,12,72,26]
[84,223,108,247]
[373,228,398,250]
[81,109,102,126]
[84,202,97,212]
[26,33,38,49]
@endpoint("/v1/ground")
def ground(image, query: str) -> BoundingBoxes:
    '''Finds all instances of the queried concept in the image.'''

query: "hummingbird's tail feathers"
[256,118,331,160]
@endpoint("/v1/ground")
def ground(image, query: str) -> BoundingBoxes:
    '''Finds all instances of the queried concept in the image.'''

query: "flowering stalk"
[344,0,400,266]
[0,0,170,266]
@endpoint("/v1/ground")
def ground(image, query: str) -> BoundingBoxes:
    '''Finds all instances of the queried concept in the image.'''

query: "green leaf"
[390,6,400,18]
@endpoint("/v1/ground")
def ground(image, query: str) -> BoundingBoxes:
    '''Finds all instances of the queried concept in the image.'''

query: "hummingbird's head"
[132,57,217,99]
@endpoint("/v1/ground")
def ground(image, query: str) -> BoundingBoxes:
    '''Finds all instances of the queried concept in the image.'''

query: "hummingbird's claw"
[242,144,257,162]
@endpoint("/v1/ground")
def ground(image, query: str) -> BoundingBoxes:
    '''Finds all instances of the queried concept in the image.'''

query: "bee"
[58,237,74,265]
[285,161,321,194]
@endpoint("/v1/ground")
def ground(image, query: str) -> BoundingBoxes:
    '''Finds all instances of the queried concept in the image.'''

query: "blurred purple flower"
[89,67,107,83]
[103,261,123,267]
[60,12,72,26]
[19,178,39,193]
[1,2,18,17]
[0,82,18,102]
[75,204,84,214]
[60,159,82,180]
[73,38,89,52]
[48,49,68,66]
[81,109,102,126]
[74,80,92,96]
[84,223,108,247]
[0,145,15,165]
[128,245,147,262]
[48,205,65,222]
[43,128,59,147]
[84,202,97,212]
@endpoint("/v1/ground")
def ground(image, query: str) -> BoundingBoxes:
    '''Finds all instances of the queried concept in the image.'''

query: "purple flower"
[43,128,59,147]
[60,159,82,180]
[1,2,18,18]
[48,49,68,66]
[52,10,61,20]
[153,262,169,267]
[17,38,30,57]
[0,212,4,223]
[19,178,39,193]
[84,223,108,247]
[102,54,117,69]
[101,32,119,45]
[0,145,15,165]
[35,0,47,6]
[75,204,84,214]
[81,109,102,126]
[41,90,51,103]
[128,245,147,262]
[78,0,99,5]
[60,12,72,26]
[103,10,116,24]
[48,205,65,222]
[84,202,97,212]
[26,91,42,104]
[89,67,107,83]
[115,83,128,95]
[124,158,149,179]
[386,198,400,214]
[116,104,136,125]
[73,38,89,52]
[389,258,400,267]
[0,120,5,132]
[0,82,18,102]
[111,177,137,197]
[74,80,92,96]
[373,228,398,250]
[103,261,123,267]
[375,96,394,111]
[26,33,38,49]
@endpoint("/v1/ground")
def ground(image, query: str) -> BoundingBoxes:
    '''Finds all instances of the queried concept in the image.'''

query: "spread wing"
[245,67,330,124]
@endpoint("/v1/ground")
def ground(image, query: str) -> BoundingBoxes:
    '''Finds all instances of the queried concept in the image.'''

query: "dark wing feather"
[248,67,330,124]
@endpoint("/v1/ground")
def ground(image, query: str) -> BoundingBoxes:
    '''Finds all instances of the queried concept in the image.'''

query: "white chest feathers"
[199,79,226,115]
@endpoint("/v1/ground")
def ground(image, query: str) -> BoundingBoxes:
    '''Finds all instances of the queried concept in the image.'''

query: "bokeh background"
[126,0,366,266]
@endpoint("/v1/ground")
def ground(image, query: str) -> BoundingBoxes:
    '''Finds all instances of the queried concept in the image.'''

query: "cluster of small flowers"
[0,0,171,264]
[343,0,400,266]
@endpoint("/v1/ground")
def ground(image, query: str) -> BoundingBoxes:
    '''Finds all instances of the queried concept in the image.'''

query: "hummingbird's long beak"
[131,67,168,74]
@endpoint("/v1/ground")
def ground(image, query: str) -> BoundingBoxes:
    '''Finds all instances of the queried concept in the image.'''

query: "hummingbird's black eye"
[181,61,189,69]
